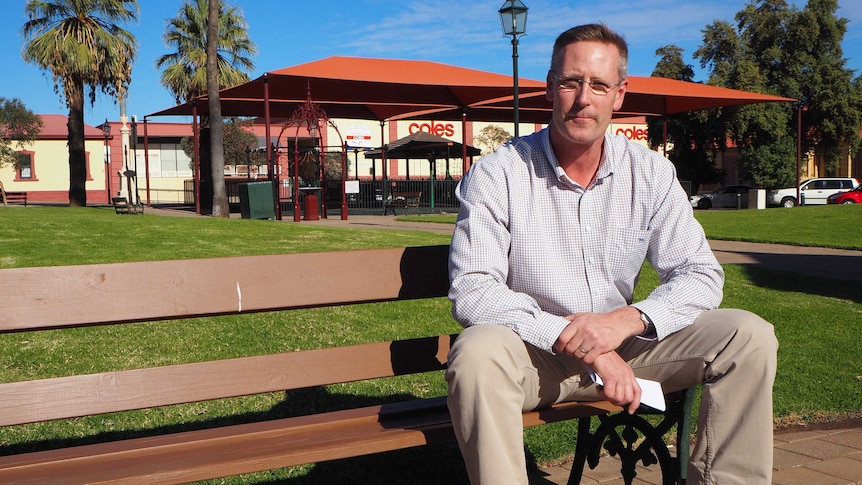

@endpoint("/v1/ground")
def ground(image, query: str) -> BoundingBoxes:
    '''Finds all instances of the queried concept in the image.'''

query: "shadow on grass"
[0,386,561,484]
[738,264,862,305]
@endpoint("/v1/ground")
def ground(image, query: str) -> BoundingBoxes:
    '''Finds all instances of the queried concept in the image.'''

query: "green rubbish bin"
[239,181,275,219]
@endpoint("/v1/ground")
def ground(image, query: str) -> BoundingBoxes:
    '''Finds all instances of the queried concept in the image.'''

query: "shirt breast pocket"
[606,228,651,280]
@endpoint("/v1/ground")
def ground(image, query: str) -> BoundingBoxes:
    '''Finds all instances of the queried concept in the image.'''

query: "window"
[15,151,35,180]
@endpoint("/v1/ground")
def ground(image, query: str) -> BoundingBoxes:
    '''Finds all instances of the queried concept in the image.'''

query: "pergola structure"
[146,56,796,218]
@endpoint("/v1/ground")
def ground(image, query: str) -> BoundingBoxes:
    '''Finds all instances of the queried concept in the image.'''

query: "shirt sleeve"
[448,149,570,352]
[634,159,724,340]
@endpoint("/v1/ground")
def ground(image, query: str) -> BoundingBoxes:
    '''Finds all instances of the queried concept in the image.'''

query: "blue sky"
[2,0,860,126]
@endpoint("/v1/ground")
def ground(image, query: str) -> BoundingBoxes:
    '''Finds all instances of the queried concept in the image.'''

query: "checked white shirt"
[448,128,724,352]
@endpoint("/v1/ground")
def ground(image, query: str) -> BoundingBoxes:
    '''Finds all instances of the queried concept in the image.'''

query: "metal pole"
[263,74,281,221]
[104,134,111,201]
[143,118,151,207]
[341,142,348,220]
[512,36,520,138]
[354,148,359,180]
[461,108,468,175]
[796,102,802,207]
[192,103,201,215]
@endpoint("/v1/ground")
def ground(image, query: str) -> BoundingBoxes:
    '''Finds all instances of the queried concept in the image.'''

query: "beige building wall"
[1,138,106,199]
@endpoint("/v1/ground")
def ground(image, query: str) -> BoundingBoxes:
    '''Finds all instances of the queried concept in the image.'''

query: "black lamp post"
[101,120,112,200]
[499,0,528,138]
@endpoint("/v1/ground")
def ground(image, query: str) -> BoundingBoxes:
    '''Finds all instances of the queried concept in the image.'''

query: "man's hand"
[591,351,642,414]
[552,307,643,364]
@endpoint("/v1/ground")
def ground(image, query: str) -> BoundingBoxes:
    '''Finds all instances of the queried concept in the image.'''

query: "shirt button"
[584,225,591,232]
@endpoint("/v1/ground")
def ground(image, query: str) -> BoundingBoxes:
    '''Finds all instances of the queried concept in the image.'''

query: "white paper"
[585,365,666,412]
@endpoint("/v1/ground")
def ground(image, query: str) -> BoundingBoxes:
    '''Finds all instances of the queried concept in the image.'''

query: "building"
[9,113,852,206]
[1,115,110,204]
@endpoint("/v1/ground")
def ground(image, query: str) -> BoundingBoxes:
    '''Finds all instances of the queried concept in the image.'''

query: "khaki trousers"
[445,308,778,485]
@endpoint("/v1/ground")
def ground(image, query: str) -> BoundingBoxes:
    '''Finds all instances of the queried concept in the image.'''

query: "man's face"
[546,41,627,151]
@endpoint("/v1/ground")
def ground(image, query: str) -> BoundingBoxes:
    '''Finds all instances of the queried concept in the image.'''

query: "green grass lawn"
[402,204,862,250]
[0,205,859,483]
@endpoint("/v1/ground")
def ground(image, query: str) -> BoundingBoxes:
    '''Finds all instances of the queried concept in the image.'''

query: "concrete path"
[298,214,862,282]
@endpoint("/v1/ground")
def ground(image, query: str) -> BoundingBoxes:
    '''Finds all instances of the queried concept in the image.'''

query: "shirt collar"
[542,128,615,189]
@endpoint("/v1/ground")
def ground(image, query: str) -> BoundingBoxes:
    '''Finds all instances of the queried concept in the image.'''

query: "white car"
[767,177,860,207]
[690,185,754,210]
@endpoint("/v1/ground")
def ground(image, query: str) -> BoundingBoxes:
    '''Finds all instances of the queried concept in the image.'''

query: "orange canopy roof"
[150,56,547,121]
[476,75,796,120]
[148,56,795,122]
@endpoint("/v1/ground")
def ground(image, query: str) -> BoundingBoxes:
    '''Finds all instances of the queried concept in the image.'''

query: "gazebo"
[146,56,796,218]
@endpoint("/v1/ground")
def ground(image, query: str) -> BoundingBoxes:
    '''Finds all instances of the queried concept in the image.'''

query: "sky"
[1,0,860,126]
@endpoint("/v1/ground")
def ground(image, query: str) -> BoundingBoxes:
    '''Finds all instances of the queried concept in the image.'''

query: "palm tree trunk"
[207,0,229,217]
[66,87,87,207]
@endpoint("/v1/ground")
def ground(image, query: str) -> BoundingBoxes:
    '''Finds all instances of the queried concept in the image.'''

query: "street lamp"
[101,119,112,200]
[499,0,528,138]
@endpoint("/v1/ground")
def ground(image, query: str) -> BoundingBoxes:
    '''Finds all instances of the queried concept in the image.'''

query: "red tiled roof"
[38,114,110,140]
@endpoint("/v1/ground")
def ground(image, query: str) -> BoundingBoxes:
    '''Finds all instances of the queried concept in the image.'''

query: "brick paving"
[528,419,862,484]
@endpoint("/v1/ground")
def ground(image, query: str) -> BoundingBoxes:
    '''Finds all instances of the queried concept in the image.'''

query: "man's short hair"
[551,23,628,82]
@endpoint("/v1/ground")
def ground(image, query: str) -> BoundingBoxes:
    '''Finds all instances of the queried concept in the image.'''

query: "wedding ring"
[578,347,588,354]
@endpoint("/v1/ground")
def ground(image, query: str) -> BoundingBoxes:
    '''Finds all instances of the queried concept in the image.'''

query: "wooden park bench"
[382,191,422,215]
[112,196,144,214]
[0,181,28,207]
[0,245,693,484]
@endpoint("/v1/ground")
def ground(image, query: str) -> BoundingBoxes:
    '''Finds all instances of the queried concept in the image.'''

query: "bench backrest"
[1,245,450,332]
[0,245,452,426]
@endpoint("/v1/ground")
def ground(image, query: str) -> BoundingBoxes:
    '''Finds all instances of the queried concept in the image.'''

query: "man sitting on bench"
[445,23,778,485]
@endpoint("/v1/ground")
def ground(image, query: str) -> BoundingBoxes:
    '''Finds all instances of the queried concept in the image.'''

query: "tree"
[473,125,511,155]
[21,0,138,207]
[694,0,861,188]
[179,117,257,169]
[0,98,42,169]
[221,118,258,167]
[646,46,725,194]
[156,0,256,215]
[156,0,256,105]
[206,0,228,217]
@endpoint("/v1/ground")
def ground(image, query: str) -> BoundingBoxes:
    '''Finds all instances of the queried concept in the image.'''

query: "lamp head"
[101,119,112,137]
[498,0,528,37]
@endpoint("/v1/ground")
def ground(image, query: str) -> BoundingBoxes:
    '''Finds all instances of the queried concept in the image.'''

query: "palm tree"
[21,0,138,207]
[157,0,256,216]
[156,0,256,104]
[205,0,228,217]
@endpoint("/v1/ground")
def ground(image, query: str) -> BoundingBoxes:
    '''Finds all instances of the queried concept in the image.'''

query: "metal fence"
[176,177,462,216]
[324,178,460,215]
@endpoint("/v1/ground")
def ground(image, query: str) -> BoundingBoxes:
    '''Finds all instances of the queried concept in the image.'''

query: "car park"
[827,185,862,204]
[767,177,860,207]
[690,185,754,209]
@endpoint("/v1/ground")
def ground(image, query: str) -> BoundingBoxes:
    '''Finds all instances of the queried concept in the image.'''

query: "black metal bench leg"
[566,389,695,485]
[568,417,592,484]
[675,387,695,485]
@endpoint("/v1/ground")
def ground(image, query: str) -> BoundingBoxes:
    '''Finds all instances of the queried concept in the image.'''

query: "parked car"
[827,184,862,204]
[690,185,754,210]
[768,177,860,207]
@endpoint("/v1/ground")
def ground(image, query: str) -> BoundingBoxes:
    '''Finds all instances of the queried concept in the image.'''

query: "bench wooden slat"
[0,397,619,485]
[0,335,453,427]
[0,244,688,484]
[0,245,450,333]
[1,191,28,206]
